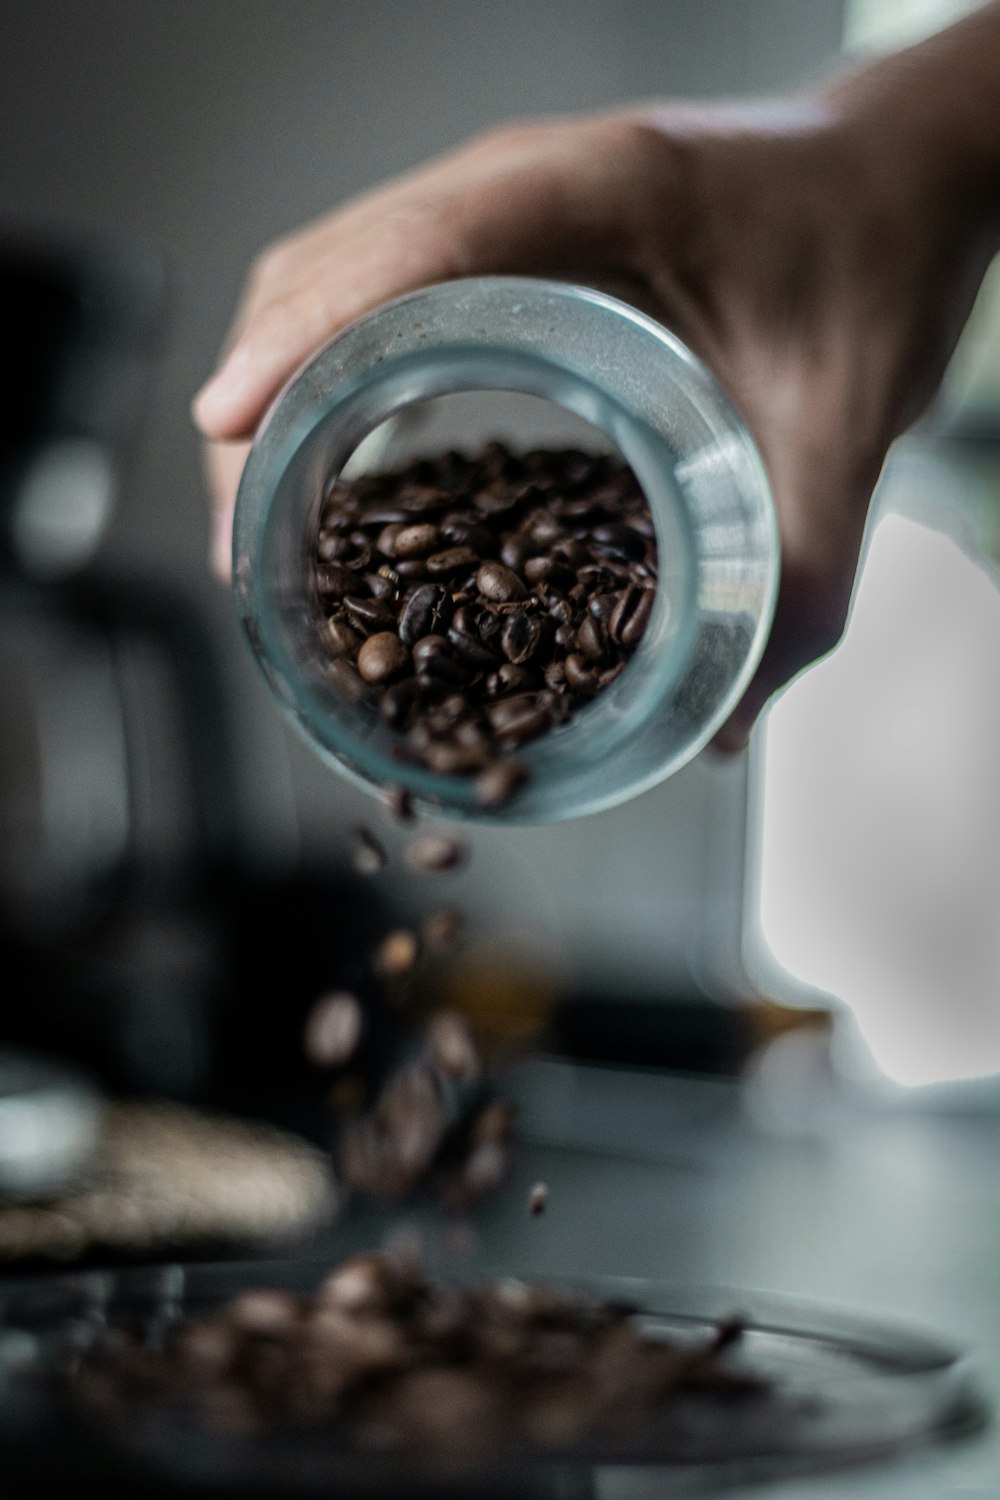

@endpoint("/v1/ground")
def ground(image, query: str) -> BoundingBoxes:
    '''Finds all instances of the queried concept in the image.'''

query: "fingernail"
[193,347,251,425]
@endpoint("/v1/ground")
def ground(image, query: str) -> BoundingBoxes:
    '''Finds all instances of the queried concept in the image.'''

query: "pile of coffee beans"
[72,1251,763,1460]
[314,443,658,807]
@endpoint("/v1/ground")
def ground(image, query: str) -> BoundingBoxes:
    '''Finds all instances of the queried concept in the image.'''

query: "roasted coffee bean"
[364,571,398,603]
[476,561,527,603]
[528,1182,549,1216]
[394,558,429,581]
[422,907,463,950]
[588,591,619,624]
[405,832,465,873]
[304,991,363,1067]
[412,635,469,685]
[426,546,479,576]
[609,584,655,647]
[500,610,543,665]
[399,584,449,646]
[315,563,357,601]
[427,1013,480,1080]
[365,506,409,526]
[324,657,371,704]
[448,608,500,669]
[422,740,490,774]
[385,784,415,822]
[317,531,352,562]
[591,521,645,562]
[576,615,608,662]
[358,633,410,685]
[351,826,387,875]
[564,654,599,695]
[373,929,419,979]
[500,535,534,571]
[318,617,362,660]
[487,694,552,745]
[526,511,565,548]
[344,596,396,635]
[393,524,440,559]
[379,678,420,729]
[376,523,405,556]
[485,663,540,699]
[475,759,528,809]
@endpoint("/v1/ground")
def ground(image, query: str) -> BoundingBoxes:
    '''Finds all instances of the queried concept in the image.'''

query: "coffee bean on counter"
[404,831,465,873]
[528,1182,549,1217]
[304,991,364,1067]
[313,445,659,808]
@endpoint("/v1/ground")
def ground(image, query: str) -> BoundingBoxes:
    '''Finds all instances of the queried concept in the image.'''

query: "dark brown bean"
[344,596,396,635]
[399,584,449,646]
[358,633,410,685]
[315,563,357,601]
[426,546,479,576]
[412,635,469,684]
[317,531,352,562]
[564,653,599,694]
[376,523,405,556]
[576,615,608,662]
[609,584,655,647]
[393,524,440,559]
[364,571,398,603]
[476,561,527,603]
[487,694,552,744]
[318,617,363,660]
[500,611,543,665]
[379,677,419,728]
[405,832,465,873]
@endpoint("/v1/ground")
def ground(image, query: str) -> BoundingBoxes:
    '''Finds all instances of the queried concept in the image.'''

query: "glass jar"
[232,277,778,823]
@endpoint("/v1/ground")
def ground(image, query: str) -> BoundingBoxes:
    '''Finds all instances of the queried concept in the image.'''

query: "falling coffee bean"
[405,831,465,873]
[351,826,387,875]
[528,1182,549,1216]
[304,991,364,1067]
[373,929,419,979]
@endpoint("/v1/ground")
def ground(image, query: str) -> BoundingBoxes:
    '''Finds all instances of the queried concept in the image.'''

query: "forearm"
[827,1,1000,240]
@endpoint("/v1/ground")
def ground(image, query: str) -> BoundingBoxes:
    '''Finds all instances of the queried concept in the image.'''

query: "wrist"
[823,8,1000,246]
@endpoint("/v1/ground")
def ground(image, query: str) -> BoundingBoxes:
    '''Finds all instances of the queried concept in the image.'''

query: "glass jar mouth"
[234,277,778,823]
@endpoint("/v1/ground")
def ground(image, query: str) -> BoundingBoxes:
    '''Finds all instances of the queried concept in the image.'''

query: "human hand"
[195,49,999,745]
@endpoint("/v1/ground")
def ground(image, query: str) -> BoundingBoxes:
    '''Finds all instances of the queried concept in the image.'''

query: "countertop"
[352,1056,1000,1499]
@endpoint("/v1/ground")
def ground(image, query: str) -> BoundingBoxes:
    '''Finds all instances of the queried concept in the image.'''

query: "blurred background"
[2,0,1000,1258]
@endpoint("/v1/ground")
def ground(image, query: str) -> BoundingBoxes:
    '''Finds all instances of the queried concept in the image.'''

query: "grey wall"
[2,0,845,997]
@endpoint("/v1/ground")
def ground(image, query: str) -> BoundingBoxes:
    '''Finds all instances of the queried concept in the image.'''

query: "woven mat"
[0,1102,338,1261]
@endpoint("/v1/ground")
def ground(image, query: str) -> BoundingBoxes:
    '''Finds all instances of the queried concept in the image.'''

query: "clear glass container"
[232,277,778,822]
